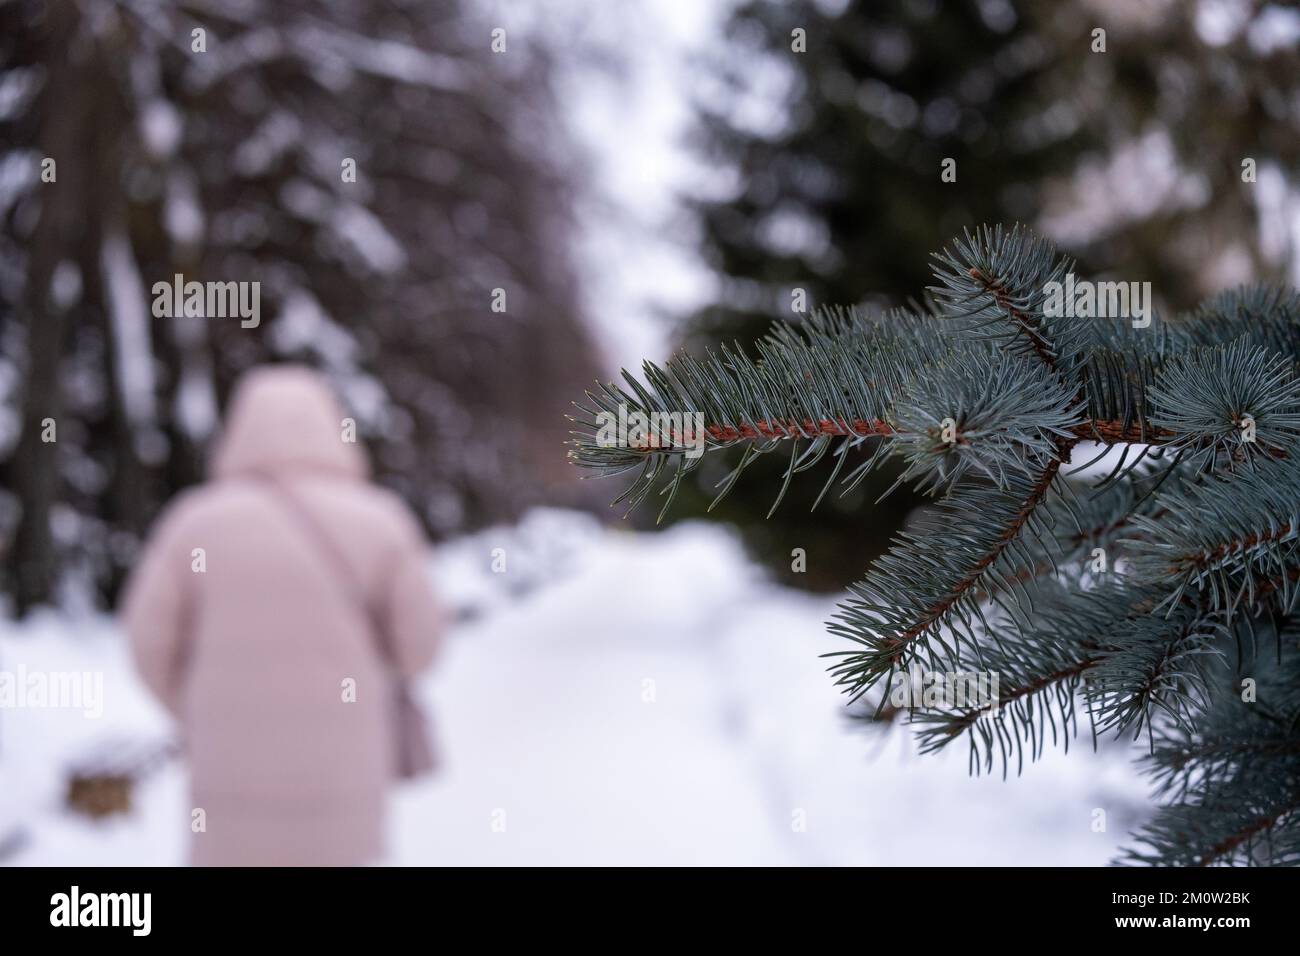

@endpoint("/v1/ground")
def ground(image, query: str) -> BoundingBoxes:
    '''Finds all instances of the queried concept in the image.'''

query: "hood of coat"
[210,366,368,481]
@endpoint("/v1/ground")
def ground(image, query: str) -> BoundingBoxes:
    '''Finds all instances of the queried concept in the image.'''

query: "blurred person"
[120,366,443,866]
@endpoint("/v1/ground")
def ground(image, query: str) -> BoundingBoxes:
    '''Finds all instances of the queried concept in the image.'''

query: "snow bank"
[1,510,1149,866]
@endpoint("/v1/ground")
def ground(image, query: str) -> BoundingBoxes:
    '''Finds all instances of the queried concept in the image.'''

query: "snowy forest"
[0,0,600,613]
[2,0,1300,868]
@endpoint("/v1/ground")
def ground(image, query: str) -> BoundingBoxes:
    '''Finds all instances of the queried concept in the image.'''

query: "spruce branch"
[566,224,1300,865]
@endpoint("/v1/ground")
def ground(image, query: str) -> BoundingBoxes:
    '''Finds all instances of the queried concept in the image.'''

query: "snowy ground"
[1,509,1151,866]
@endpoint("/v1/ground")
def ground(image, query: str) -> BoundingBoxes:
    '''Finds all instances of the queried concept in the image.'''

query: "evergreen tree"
[571,225,1300,865]
[0,0,599,611]
[672,0,1089,586]
[674,0,1300,590]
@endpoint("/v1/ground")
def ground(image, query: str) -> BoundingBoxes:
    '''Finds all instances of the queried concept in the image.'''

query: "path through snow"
[1,510,1149,866]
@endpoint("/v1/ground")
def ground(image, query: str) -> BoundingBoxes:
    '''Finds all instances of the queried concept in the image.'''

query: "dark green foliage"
[569,224,1300,865]
[891,349,1078,493]
[1128,456,1300,615]
[672,0,1092,589]
[1149,341,1300,470]
[1124,617,1300,866]
[674,0,1300,594]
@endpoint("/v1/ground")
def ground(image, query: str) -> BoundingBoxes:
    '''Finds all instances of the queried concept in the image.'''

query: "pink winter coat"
[120,366,442,866]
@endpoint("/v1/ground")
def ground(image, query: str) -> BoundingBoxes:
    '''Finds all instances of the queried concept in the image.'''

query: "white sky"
[555,0,733,371]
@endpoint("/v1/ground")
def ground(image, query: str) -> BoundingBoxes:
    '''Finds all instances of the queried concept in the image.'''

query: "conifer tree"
[0,0,597,610]
[570,225,1300,865]
[674,0,1300,592]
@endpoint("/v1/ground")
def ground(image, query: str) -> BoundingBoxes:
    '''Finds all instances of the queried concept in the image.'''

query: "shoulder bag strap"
[256,474,398,667]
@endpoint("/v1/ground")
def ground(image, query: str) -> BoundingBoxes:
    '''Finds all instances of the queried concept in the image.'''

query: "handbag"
[259,475,437,780]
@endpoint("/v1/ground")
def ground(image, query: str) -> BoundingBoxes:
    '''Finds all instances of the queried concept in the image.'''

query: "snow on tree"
[0,0,600,611]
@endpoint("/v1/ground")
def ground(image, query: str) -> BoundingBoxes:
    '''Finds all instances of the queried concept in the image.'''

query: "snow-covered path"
[1,511,1149,866]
